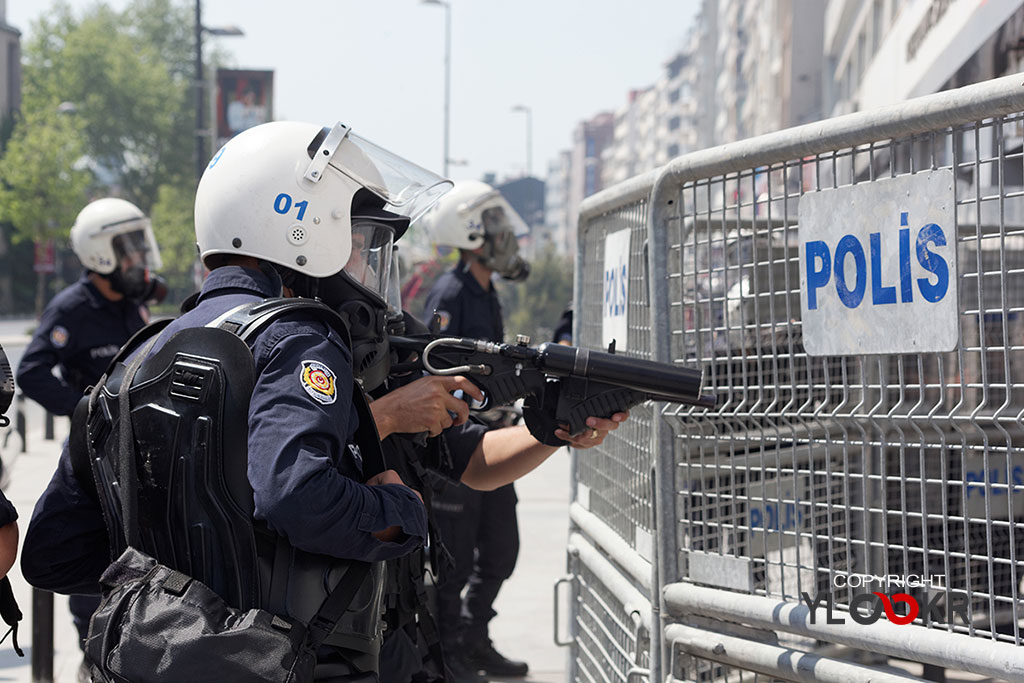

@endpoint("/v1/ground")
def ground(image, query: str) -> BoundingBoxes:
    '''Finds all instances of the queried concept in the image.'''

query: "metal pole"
[664,624,923,683]
[525,107,532,177]
[15,394,24,454]
[43,411,53,441]
[30,589,53,683]
[663,582,1024,681]
[442,1,451,177]
[648,169,677,683]
[194,0,205,183]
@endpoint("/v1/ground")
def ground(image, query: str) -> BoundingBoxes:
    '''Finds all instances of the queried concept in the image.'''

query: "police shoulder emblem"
[300,360,337,405]
[50,325,70,349]
[435,310,452,331]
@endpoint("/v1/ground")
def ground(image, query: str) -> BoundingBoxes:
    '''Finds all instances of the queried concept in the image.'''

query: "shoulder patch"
[435,310,452,331]
[50,325,70,349]
[300,359,337,405]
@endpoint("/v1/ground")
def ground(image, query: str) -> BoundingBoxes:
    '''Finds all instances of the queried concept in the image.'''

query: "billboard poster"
[215,69,274,148]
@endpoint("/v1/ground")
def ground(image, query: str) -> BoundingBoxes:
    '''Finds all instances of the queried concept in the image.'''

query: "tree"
[148,178,198,308]
[0,105,91,314]
[501,245,574,344]
[19,0,194,213]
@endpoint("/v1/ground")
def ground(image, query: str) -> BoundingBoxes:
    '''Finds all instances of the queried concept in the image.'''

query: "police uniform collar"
[454,261,491,297]
[194,265,283,306]
[81,274,121,310]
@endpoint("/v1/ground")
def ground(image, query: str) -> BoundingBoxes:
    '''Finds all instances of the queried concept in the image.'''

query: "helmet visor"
[111,227,162,272]
[331,129,453,223]
[344,221,395,304]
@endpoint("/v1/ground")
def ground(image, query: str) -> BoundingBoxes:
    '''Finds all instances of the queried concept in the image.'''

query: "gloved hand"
[522,381,564,447]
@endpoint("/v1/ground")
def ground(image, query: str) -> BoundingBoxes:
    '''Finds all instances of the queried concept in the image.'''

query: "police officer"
[16,198,164,417]
[22,121,439,681]
[15,197,164,673]
[416,180,532,680]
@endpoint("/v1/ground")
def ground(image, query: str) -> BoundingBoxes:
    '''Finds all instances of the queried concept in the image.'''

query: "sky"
[8,0,700,184]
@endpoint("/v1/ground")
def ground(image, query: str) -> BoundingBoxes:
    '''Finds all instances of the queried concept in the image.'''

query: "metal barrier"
[564,73,1024,682]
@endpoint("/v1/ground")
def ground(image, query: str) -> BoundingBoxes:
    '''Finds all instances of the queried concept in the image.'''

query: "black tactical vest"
[83,298,389,658]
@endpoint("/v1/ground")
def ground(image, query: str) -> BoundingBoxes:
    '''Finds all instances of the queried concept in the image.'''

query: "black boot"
[463,638,528,678]
[446,653,483,683]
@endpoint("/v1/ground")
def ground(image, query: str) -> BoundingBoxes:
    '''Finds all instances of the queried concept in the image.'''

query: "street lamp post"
[194,0,243,184]
[421,0,451,177]
[511,104,532,177]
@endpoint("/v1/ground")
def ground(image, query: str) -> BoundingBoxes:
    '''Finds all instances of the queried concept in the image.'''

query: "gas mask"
[477,206,530,282]
[107,229,156,301]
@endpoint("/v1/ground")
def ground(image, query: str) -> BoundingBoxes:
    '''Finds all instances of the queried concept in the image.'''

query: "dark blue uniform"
[17,276,147,418]
[23,266,427,677]
[16,275,148,645]
[422,263,520,655]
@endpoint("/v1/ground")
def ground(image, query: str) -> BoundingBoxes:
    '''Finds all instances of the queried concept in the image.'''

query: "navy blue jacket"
[23,265,427,595]
[422,263,504,342]
[17,276,147,417]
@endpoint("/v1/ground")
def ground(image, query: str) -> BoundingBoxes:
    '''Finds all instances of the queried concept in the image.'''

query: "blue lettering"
[916,224,949,302]
[870,232,896,305]
[620,264,627,315]
[834,235,866,308]
[1013,466,1023,487]
[899,227,913,303]
[805,240,831,310]
[750,508,763,529]
[604,270,611,316]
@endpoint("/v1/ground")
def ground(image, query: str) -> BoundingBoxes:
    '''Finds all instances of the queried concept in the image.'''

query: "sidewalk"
[1,418,80,683]
[0,412,573,683]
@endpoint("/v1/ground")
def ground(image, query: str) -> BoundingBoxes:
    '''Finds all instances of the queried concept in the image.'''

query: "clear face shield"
[343,221,395,306]
[110,227,161,299]
[308,123,453,225]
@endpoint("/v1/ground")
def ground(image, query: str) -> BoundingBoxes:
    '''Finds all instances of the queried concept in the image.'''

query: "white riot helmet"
[415,180,530,281]
[195,120,451,306]
[70,197,163,299]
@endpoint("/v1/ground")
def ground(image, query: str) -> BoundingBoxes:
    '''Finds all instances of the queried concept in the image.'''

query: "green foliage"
[149,177,198,304]
[19,0,194,212]
[500,245,574,344]
[0,105,91,243]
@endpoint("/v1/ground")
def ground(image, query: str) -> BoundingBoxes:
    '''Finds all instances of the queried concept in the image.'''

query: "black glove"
[522,380,565,447]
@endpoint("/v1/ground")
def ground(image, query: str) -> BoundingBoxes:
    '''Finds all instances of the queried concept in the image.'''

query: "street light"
[421,0,451,177]
[511,104,532,177]
[194,0,244,184]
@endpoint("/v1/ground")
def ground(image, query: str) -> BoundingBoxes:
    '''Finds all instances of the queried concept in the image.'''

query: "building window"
[668,88,680,104]
[667,143,680,158]
[668,116,681,131]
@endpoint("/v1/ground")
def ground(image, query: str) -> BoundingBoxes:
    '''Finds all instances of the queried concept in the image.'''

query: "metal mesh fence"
[576,201,656,548]
[572,558,650,683]
[666,113,1024,646]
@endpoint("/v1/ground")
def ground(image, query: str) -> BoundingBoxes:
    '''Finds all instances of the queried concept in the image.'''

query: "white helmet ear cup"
[70,198,161,274]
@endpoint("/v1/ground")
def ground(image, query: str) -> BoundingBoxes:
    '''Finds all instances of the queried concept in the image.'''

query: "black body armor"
[83,299,388,657]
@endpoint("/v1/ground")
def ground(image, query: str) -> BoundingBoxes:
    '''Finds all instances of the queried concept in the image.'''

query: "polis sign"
[798,170,958,356]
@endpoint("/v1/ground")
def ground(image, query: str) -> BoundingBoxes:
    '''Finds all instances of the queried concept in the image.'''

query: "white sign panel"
[798,170,958,356]
[602,229,631,350]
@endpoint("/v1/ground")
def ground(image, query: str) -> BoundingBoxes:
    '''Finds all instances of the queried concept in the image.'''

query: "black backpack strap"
[301,561,371,656]
[116,335,162,548]
[0,577,23,657]
[211,298,387,476]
